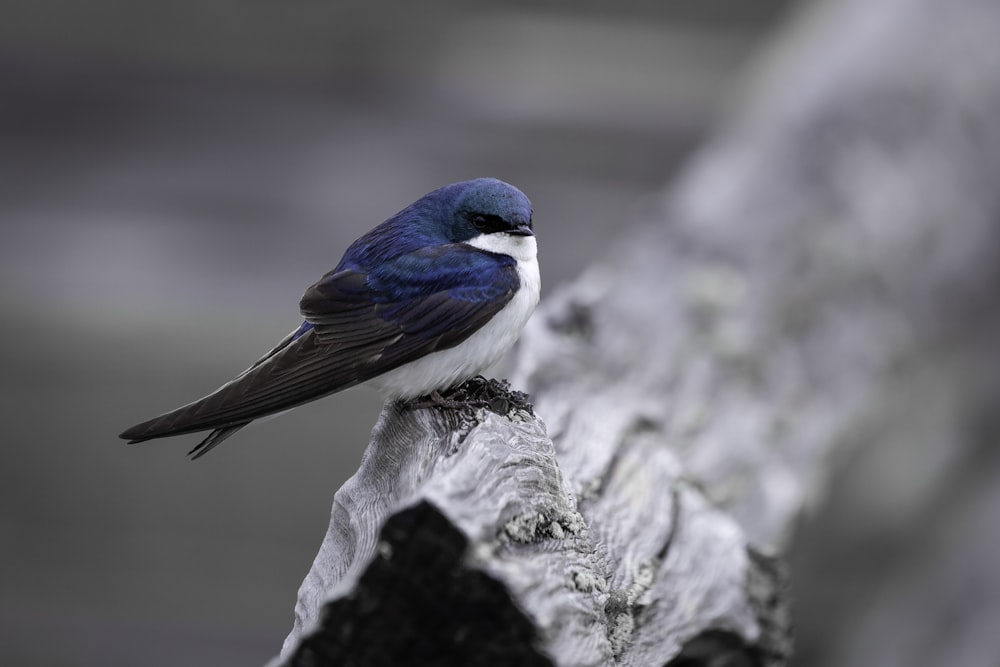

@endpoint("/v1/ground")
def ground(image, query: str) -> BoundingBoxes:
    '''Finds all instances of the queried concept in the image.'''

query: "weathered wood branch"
[273,0,1000,664]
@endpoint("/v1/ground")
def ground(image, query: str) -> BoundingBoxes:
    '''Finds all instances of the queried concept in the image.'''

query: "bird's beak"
[508,223,534,237]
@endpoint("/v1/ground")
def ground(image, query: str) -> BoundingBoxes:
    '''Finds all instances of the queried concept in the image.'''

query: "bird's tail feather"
[120,406,250,460]
[119,395,234,444]
[118,325,303,451]
[187,424,249,460]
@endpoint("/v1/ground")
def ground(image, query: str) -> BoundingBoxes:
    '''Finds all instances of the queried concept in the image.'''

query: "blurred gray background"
[0,1,840,665]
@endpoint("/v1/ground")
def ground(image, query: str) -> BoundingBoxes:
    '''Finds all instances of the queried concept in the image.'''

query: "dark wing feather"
[119,244,518,454]
[119,328,389,444]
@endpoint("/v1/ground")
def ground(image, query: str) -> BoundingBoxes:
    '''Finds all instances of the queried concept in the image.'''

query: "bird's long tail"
[118,326,303,458]
[119,397,252,459]
[186,424,249,459]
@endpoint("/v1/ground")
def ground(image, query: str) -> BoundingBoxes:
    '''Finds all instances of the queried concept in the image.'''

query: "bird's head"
[416,178,535,261]
[340,179,535,269]
[446,177,533,241]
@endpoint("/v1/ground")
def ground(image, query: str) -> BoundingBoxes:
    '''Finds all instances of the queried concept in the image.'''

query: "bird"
[119,178,539,459]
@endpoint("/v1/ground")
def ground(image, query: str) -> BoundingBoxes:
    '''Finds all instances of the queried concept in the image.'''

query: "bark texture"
[275,0,1000,663]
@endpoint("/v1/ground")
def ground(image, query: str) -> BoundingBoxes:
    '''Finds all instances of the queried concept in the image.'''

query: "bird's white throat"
[465,232,537,263]
[371,233,540,398]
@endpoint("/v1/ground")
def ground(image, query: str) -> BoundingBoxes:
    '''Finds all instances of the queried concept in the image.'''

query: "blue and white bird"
[120,178,539,458]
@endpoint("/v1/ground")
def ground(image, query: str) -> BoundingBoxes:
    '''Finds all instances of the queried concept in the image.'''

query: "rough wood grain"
[274,0,1000,663]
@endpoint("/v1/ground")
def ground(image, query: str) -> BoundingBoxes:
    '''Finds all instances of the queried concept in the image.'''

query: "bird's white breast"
[371,234,540,399]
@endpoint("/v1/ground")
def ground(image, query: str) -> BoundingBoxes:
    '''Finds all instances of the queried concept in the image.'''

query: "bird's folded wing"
[300,244,519,372]
[121,245,518,441]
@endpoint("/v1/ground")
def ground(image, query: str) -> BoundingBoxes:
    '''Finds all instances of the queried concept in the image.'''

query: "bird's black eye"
[469,212,505,233]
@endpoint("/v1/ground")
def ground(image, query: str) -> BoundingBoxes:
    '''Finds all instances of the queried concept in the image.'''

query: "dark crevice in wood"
[285,500,554,667]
